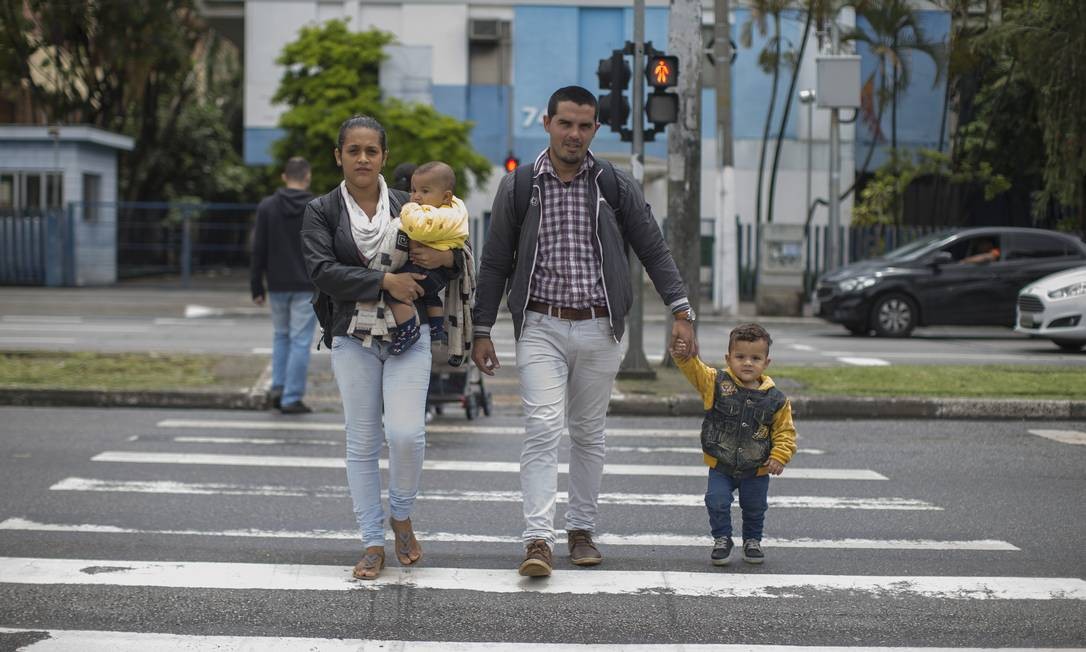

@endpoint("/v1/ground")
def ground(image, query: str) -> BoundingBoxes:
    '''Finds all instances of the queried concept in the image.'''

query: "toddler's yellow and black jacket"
[675,356,797,477]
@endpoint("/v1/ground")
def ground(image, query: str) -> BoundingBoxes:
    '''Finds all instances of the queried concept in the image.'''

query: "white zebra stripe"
[48,477,939,510]
[0,518,1014,551]
[89,451,886,480]
[2,628,1079,651]
[2,557,1082,600]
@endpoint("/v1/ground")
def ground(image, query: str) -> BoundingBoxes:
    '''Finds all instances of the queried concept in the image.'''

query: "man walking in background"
[251,157,317,414]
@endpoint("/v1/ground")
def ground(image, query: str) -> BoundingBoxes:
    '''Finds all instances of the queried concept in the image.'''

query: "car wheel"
[1053,339,1085,352]
[870,293,917,337]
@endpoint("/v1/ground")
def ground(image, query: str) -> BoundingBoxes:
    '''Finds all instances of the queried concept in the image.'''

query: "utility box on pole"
[815,55,861,108]
[755,223,807,316]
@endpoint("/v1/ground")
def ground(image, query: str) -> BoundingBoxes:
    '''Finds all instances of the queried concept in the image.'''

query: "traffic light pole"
[618,0,655,379]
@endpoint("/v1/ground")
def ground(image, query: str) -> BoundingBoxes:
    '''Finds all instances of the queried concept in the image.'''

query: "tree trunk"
[661,0,703,368]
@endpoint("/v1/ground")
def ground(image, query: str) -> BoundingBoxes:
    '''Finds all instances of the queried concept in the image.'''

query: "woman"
[301,115,460,579]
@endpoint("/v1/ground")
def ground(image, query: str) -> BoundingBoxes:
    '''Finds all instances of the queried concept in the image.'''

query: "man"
[251,156,317,414]
[472,86,698,577]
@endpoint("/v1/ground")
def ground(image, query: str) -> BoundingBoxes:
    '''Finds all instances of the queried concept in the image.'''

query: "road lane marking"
[1029,429,1086,445]
[0,518,1015,550]
[90,451,887,480]
[4,629,1081,652]
[154,318,237,326]
[143,437,825,455]
[790,344,815,351]
[0,323,149,333]
[0,336,77,345]
[0,315,84,323]
[172,436,339,446]
[606,445,825,455]
[837,356,891,366]
[154,419,782,441]
[49,478,935,509]
[2,557,1081,599]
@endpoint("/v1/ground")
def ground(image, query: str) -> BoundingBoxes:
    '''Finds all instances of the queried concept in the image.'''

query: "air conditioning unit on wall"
[468,18,505,43]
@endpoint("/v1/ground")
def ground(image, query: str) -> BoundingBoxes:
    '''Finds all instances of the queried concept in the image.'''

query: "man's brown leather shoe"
[567,529,602,566]
[518,539,552,577]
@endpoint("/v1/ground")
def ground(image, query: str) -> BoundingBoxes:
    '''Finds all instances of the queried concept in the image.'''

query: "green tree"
[0,0,254,203]
[843,0,944,176]
[974,0,1086,224]
[271,19,491,197]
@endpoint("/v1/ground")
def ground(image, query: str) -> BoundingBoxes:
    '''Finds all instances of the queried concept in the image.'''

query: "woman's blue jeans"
[330,330,431,548]
[705,467,770,541]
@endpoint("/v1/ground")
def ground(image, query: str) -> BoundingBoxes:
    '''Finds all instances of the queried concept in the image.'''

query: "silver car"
[1015,265,1086,351]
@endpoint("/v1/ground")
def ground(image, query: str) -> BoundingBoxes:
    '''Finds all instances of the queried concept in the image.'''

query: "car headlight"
[1048,281,1086,299]
[837,276,878,293]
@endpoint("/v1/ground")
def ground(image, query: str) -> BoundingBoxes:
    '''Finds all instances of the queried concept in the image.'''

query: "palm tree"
[842,0,944,174]
[766,9,813,224]
[741,0,794,224]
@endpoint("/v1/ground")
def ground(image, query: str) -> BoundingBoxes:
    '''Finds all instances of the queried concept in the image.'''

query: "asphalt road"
[1,406,1084,649]
[1,310,1084,368]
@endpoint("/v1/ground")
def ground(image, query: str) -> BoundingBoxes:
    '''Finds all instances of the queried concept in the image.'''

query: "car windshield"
[882,230,955,261]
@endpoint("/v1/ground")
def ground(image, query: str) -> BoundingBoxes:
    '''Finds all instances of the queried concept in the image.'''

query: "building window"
[0,171,63,216]
[83,173,101,222]
[468,19,511,86]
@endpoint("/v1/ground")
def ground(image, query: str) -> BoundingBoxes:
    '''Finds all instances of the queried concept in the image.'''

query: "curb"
[608,394,1086,420]
[2,387,1085,419]
[0,388,264,410]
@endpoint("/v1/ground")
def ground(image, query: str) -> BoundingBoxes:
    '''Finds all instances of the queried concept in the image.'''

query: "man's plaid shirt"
[530,152,607,309]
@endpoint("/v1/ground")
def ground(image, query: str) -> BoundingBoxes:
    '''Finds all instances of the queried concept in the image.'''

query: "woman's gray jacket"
[472,157,689,342]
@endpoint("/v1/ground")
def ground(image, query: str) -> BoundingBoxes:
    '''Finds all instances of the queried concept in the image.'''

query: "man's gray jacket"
[473,154,690,342]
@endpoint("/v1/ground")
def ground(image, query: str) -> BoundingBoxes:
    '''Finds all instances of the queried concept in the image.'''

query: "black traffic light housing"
[644,47,679,129]
[595,41,680,142]
[596,50,631,137]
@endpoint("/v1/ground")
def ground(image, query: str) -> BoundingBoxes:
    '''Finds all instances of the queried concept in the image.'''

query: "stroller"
[426,340,492,420]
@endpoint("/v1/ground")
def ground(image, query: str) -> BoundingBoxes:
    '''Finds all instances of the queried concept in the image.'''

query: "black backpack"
[312,188,410,349]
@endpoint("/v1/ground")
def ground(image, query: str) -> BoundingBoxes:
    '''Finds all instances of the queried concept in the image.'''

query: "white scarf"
[340,176,391,263]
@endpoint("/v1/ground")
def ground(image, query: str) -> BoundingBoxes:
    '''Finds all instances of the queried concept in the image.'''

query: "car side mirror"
[930,251,954,266]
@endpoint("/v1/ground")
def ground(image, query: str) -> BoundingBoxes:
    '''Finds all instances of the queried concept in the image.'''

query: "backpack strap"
[513,159,620,226]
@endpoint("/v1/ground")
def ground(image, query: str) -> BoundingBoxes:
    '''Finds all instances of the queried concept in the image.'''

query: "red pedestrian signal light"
[504,154,519,174]
[645,55,679,89]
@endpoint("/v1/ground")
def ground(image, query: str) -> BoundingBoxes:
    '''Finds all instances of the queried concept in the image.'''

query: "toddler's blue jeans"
[705,466,770,541]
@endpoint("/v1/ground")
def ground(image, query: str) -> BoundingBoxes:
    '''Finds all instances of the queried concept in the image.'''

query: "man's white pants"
[515,310,625,546]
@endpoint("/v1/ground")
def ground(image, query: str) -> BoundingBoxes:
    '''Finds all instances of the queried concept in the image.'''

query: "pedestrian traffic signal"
[596,50,631,135]
[645,92,679,126]
[503,153,519,174]
[643,48,679,128]
[645,54,679,89]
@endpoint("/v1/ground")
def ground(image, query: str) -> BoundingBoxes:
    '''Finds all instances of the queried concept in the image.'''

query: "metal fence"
[0,210,70,286]
[112,202,257,284]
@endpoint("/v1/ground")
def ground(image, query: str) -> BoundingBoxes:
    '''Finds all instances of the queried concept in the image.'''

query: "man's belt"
[527,300,609,321]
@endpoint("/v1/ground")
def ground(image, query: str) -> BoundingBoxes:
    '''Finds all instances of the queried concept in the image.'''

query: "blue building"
[200,0,948,308]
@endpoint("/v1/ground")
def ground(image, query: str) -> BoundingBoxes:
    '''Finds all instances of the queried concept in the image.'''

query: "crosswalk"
[1,413,1084,650]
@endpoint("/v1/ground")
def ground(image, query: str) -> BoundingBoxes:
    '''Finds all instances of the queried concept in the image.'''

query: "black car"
[813,227,1086,337]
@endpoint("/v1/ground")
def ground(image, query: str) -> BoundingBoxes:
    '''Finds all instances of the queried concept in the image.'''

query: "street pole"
[799,89,815,227]
[663,0,702,368]
[713,0,737,314]
[618,0,654,379]
[827,24,841,271]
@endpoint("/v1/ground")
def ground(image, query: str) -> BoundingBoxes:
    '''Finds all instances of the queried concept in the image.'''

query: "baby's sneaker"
[389,316,421,355]
[711,536,733,566]
[428,317,448,344]
[742,538,764,564]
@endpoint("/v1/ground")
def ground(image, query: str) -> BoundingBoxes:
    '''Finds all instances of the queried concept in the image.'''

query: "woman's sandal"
[389,517,422,566]
[352,546,385,580]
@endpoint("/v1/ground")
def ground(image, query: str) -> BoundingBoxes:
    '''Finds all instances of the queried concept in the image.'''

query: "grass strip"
[618,364,1086,400]
[0,351,266,392]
